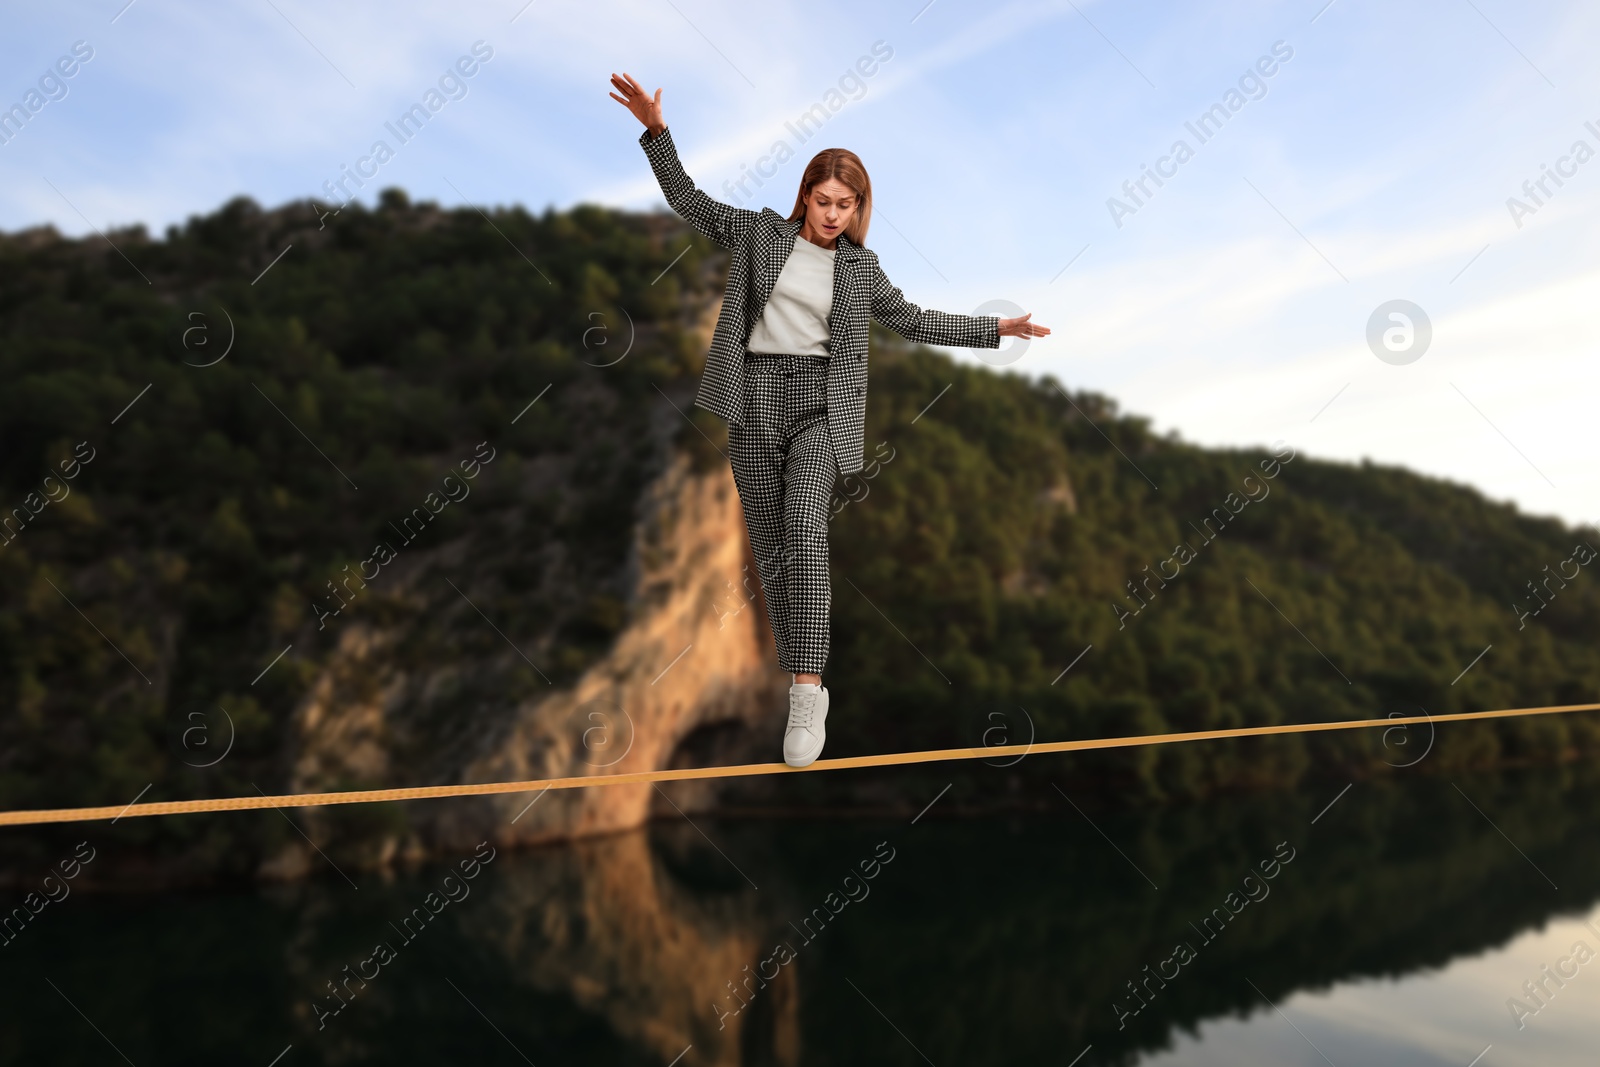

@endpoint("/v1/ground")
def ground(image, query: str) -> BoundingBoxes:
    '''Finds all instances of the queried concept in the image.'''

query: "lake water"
[3,761,1598,1065]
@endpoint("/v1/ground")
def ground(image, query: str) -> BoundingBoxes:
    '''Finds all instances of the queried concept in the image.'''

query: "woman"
[610,72,1049,769]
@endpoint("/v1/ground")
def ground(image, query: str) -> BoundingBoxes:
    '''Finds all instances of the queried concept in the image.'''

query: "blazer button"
[855,386,864,395]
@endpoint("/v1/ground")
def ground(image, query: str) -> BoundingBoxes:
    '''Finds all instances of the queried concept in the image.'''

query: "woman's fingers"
[998,313,1051,337]
[608,74,662,124]
[608,73,662,129]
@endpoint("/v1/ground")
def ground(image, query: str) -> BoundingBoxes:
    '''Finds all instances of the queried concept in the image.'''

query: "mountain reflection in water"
[3,762,1599,1066]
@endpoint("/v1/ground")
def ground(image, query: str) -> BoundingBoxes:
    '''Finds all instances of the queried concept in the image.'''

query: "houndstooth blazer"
[639,125,1002,476]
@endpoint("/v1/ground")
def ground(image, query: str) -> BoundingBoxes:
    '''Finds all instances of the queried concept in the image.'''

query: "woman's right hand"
[609,72,664,138]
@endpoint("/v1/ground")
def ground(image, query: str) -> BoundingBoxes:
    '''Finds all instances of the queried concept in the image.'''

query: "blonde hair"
[786,148,872,246]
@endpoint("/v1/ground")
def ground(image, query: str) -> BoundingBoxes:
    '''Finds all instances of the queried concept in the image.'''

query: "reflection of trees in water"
[808,765,1600,1066]
[5,766,1597,1065]
[435,764,1600,1065]
[369,765,1600,1065]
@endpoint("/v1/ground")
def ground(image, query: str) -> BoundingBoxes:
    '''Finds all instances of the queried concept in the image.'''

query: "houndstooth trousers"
[729,352,839,674]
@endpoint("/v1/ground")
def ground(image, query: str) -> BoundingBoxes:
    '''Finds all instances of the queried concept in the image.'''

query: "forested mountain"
[0,190,1595,885]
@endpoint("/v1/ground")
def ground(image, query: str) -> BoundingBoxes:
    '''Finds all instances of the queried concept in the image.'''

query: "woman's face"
[801,177,859,245]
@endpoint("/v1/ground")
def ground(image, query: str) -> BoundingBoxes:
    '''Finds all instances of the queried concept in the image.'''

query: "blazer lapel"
[752,216,802,324]
[828,231,863,353]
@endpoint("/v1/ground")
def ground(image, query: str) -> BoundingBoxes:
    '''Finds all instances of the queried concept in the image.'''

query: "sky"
[1,0,1596,530]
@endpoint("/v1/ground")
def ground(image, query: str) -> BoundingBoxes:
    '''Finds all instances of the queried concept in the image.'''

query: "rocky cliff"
[264,285,793,876]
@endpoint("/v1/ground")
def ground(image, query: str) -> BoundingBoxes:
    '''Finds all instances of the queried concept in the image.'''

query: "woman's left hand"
[998,312,1050,338]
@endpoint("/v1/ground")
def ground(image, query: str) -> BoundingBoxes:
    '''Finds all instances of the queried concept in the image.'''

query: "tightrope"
[2,701,1596,827]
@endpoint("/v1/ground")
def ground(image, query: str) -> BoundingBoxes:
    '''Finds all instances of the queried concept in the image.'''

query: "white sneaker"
[783,683,829,768]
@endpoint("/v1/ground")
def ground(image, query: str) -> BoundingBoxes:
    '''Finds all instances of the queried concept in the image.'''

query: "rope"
[2,701,1596,828]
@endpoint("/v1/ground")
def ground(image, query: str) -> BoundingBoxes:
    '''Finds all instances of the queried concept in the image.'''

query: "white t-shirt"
[746,234,835,358]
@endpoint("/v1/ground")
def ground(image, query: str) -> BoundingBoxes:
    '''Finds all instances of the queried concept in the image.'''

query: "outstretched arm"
[869,258,1002,349]
[870,257,1051,347]
[610,72,759,251]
